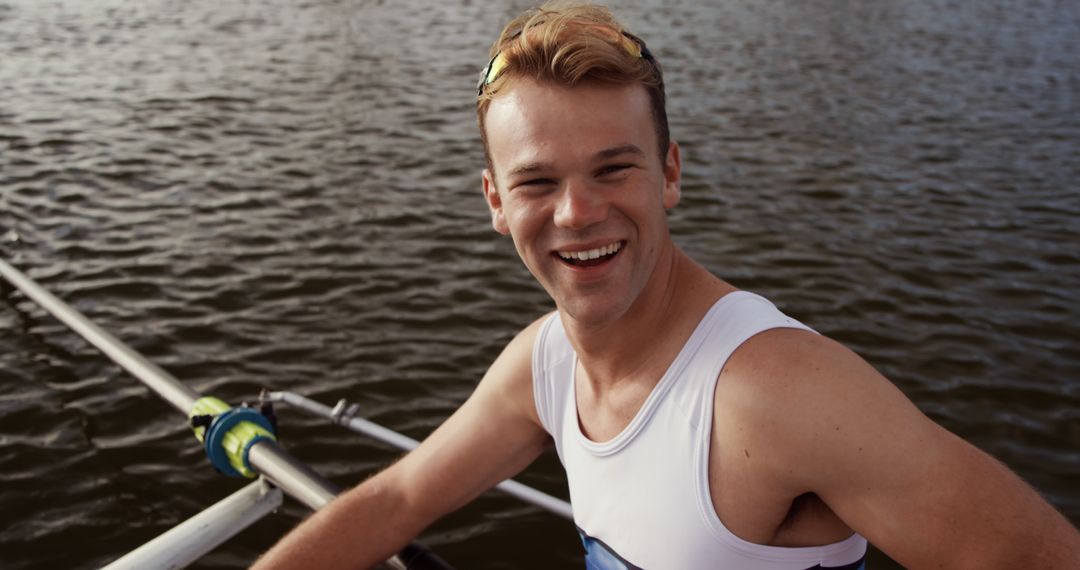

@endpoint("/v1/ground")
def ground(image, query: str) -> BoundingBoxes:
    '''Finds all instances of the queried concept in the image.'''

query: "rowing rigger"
[0,258,572,568]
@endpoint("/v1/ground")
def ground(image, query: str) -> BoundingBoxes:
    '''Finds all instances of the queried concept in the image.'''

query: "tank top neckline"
[570,290,750,456]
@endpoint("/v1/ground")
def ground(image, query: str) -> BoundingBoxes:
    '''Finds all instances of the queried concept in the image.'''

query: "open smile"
[554,241,624,268]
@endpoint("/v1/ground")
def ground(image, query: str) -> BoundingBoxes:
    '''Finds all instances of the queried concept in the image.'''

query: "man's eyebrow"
[507,162,553,178]
[505,145,645,178]
[594,144,645,161]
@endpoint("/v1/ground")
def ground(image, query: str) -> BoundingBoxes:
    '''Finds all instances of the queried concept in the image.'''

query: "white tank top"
[531,291,868,569]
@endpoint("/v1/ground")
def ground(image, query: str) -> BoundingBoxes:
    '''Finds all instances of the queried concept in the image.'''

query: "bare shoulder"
[473,310,556,429]
[715,327,917,435]
[714,327,1080,567]
[387,312,556,521]
[711,327,926,509]
[714,327,945,495]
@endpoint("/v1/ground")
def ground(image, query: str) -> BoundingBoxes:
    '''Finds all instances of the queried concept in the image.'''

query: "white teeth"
[558,241,622,261]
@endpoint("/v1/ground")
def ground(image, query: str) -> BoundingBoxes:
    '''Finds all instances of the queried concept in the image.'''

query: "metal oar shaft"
[247,441,338,509]
[0,258,198,413]
[1,259,453,569]
[0,259,333,500]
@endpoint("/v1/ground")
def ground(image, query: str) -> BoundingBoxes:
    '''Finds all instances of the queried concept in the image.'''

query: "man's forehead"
[484,79,656,173]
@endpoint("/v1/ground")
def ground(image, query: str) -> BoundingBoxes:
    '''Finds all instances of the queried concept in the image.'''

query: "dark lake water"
[1,0,1077,568]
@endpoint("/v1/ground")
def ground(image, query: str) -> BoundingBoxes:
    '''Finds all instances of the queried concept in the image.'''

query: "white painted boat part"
[102,479,282,570]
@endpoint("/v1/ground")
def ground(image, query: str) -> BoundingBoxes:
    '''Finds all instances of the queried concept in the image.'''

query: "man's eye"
[598,164,632,176]
[519,178,555,187]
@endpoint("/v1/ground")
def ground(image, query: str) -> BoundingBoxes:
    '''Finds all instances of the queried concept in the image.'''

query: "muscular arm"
[252,315,552,569]
[726,329,1080,568]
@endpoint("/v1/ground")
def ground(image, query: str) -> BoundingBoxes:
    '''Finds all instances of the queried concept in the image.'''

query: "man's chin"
[554,296,628,328]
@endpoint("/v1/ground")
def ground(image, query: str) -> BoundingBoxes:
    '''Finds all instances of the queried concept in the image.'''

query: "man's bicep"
[391,314,553,521]
[765,333,1076,567]
[818,402,1074,567]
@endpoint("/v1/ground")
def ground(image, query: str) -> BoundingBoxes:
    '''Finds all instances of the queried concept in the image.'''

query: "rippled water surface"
[1,0,1077,568]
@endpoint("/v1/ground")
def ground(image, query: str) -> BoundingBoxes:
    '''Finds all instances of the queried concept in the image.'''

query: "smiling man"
[254,3,1079,569]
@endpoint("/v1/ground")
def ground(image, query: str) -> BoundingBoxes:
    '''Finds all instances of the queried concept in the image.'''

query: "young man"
[255,4,1079,568]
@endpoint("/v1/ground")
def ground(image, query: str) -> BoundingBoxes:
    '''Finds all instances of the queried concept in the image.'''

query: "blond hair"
[476,2,668,170]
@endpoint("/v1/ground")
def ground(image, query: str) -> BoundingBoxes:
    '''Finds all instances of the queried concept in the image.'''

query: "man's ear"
[482,168,510,235]
[662,140,682,209]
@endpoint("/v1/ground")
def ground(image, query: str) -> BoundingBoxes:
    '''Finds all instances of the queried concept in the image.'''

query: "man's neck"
[560,246,733,394]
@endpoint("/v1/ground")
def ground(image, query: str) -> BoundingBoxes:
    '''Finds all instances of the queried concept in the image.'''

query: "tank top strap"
[669,291,817,432]
[531,312,574,448]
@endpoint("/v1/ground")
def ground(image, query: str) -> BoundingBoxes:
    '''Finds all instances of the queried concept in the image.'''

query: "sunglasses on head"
[477,27,656,96]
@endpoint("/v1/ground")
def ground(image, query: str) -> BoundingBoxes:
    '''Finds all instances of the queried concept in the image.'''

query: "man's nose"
[553,179,608,230]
